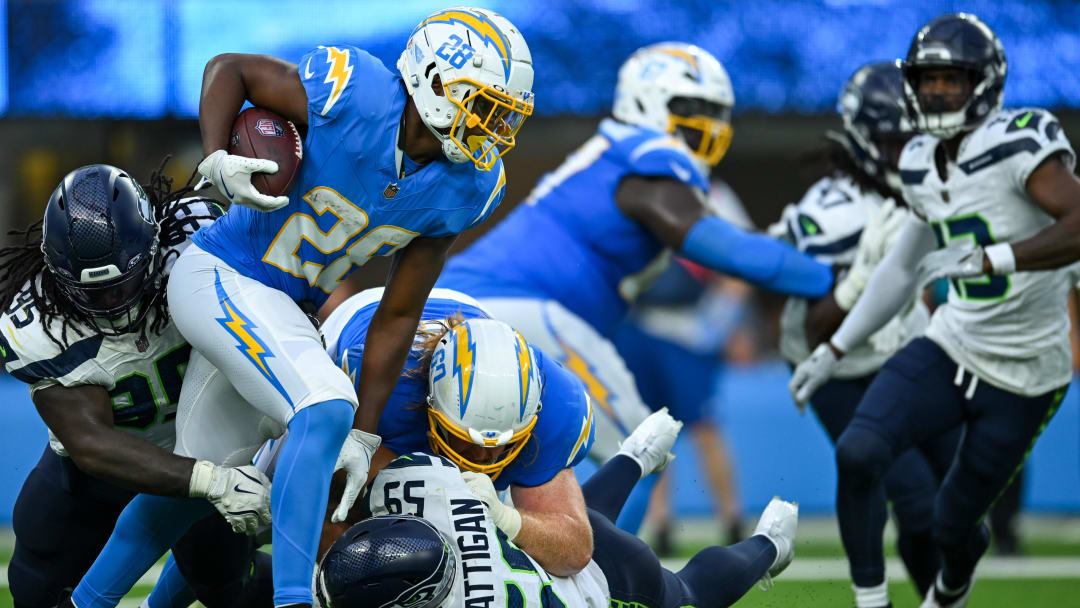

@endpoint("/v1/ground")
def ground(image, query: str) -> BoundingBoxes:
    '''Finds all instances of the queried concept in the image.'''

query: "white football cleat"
[919,573,974,608]
[753,496,799,590]
[617,407,683,478]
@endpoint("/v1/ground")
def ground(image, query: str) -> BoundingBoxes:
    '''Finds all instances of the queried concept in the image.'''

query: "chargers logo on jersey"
[512,330,532,420]
[419,9,512,83]
[213,269,292,406]
[452,323,477,417]
[320,46,353,116]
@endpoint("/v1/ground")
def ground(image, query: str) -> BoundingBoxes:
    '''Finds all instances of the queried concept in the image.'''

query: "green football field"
[2,518,1078,607]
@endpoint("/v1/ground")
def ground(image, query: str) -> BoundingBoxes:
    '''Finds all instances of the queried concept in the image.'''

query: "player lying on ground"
[316,409,797,608]
[775,60,961,599]
[64,7,534,608]
[437,41,834,533]
[790,12,1080,608]
[0,163,272,608]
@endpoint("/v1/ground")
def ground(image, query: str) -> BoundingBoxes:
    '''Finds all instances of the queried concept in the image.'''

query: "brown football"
[227,107,303,197]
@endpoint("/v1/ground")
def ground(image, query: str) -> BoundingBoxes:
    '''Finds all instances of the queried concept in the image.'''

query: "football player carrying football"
[777,60,961,600]
[437,42,833,531]
[0,163,271,608]
[67,7,534,608]
[314,410,798,608]
[790,13,1080,608]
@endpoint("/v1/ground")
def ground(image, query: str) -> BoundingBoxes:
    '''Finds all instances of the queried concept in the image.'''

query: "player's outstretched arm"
[34,384,271,533]
[615,176,833,299]
[1010,154,1080,271]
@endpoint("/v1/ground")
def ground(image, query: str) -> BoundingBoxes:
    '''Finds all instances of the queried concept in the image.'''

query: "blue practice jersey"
[438,118,709,337]
[194,45,507,306]
[324,289,595,491]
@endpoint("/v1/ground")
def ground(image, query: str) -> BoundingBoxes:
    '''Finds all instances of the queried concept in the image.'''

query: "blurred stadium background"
[1,0,1079,605]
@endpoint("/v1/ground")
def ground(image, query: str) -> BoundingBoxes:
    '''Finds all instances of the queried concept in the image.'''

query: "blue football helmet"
[315,515,457,608]
[901,13,1006,139]
[831,61,914,192]
[41,164,160,333]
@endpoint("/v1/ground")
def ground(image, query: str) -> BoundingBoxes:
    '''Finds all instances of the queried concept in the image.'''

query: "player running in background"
[67,7,534,608]
[315,410,798,608]
[790,13,1080,608]
[0,163,271,608]
[438,42,833,532]
[777,61,960,600]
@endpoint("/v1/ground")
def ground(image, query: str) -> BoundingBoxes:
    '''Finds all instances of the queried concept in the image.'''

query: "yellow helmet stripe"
[420,10,511,82]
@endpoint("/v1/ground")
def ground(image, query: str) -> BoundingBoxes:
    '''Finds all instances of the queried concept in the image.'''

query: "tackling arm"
[508,469,594,577]
[34,384,195,495]
[615,176,833,298]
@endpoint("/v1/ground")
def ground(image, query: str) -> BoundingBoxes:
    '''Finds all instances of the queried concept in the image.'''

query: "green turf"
[733,579,1080,607]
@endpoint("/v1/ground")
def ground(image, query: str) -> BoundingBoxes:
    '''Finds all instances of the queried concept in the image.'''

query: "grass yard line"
[658,556,1080,581]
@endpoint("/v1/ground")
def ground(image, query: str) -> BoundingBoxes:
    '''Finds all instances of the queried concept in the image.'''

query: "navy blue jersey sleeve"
[622,135,709,191]
[498,350,595,490]
[299,45,388,124]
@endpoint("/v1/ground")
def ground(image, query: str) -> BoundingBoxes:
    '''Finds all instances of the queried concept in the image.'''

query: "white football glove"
[834,200,908,310]
[330,429,382,523]
[789,342,840,411]
[197,149,290,211]
[915,247,986,288]
[189,460,272,535]
[461,471,522,541]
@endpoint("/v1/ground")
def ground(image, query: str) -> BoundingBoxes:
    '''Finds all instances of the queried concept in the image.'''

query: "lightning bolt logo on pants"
[213,269,293,407]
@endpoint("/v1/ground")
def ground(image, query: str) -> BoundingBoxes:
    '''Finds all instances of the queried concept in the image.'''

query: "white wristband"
[984,243,1016,275]
[188,460,216,498]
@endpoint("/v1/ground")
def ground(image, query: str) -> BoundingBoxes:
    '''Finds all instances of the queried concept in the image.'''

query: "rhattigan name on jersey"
[367,453,610,607]
[438,118,708,338]
[322,288,595,491]
[0,198,221,455]
[778,175,928,378]
[193,45,507,307]
[899,107,1076,395]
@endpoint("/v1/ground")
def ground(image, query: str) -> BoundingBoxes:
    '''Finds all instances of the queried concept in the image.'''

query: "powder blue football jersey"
[193,45,507,306]
[437,118,708,337]
[323,289,595,491]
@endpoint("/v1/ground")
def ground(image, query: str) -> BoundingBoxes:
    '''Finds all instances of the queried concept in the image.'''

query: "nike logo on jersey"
[304,58,314,79]
[668,161,691,182]
[219,170,234,200]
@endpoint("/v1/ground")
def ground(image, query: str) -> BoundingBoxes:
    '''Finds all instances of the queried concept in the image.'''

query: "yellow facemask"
[426,407,537,480]
[444,77,533,171]
[667,114,734,166]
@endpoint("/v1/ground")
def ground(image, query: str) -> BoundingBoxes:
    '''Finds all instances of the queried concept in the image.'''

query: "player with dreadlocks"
[1,161,273,608]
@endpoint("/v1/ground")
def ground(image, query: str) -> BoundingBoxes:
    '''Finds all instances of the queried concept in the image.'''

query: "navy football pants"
[583,455,776,608]
[810,374,961,594]
[9,446,262,608]
[835,338,1067,589]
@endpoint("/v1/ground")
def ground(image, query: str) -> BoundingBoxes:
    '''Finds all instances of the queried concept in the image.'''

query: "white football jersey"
[0,198,222,454]
[899,107,1076,396]
[367,453,610,608]
[779,174,929,378]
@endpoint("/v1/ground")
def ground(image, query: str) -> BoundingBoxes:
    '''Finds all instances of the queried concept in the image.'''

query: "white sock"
[853,581,889,608]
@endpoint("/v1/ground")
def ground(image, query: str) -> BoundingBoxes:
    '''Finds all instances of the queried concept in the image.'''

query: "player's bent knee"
[836,425,892,480]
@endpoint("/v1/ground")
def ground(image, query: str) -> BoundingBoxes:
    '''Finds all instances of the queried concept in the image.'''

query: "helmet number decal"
[435,34,476,69]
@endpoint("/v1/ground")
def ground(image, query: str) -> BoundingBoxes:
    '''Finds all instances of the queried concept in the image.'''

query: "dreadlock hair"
[798,135,892,200]
[0,156,219,349]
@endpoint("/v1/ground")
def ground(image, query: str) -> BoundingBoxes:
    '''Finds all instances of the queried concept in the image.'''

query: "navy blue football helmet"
[41,164,160,333]
[315,515,457,608]
[831,60,914,192]
[901,13,1006,138]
